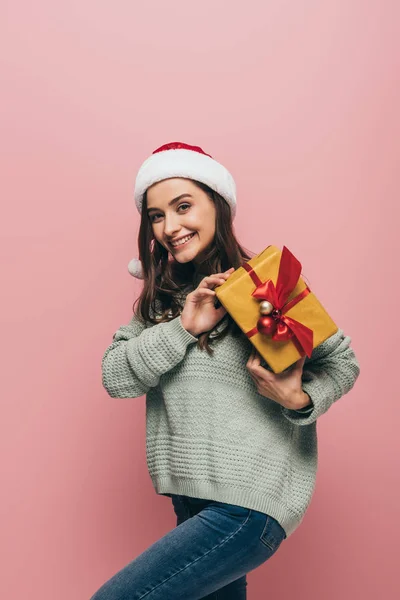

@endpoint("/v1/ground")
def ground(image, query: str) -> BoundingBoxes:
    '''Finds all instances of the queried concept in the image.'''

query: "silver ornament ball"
[259,300,274,315]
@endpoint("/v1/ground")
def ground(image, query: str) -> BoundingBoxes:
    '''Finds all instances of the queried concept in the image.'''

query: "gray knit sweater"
[101,275,360,538]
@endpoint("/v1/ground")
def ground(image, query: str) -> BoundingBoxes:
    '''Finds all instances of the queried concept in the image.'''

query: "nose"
[163,212,181,238]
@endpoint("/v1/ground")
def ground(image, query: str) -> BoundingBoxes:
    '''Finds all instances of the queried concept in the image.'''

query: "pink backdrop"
[1,1,397,598]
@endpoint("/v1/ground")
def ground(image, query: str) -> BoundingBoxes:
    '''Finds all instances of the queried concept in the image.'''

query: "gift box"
[214,245,338,373]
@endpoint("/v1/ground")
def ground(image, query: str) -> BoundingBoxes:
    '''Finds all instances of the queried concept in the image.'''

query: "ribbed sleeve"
[101,314,198,399]
[281,328,360,425]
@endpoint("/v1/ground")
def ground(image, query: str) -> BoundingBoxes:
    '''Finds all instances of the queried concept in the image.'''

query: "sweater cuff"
[124,314,199,388]
[293,400,314,414]
[280,377,328,425]
[166,314,199,345]
[281,390,314,423]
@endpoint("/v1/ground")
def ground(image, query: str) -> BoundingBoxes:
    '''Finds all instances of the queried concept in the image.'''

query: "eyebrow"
[146,194,193,214]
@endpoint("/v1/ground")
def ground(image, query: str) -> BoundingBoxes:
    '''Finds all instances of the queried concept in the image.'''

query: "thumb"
[294,355,307,370]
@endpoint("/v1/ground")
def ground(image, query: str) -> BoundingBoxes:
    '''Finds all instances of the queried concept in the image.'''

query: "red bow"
[243,246,314,358]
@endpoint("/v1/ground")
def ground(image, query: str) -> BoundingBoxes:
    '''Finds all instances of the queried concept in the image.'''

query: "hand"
[246,349,309,410]
[181,268,235,337]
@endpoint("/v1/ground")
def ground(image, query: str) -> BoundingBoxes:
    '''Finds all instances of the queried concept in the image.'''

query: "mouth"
[169,232,196,250]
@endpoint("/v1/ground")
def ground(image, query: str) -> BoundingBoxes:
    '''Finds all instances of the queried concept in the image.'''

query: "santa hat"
[128,141,237,278]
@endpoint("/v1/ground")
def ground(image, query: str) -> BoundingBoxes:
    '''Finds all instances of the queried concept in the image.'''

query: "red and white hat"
[128,141,237,278]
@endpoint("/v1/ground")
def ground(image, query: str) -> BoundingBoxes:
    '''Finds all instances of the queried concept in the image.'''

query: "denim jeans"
[90,494,287,600]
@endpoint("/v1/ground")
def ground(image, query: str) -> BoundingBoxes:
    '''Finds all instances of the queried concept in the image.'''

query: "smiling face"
[145,178,216,267]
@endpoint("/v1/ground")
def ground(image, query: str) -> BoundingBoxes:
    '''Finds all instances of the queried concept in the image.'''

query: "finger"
[246,348,256,368]
[249,374,260,389]
[252,350,261,365]
[218,267,234,274]
[200,276,227,289]
[293,356,307,370]
[248,369,260,384]
[251,363,273,380]
[247,356,262,374]
[195,288,216,298]
[248,347,262,365]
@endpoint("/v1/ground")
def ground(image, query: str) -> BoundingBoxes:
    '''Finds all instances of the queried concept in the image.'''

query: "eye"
[149,203,190,223]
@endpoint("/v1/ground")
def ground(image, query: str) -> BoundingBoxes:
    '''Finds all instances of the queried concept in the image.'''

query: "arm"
[281,328,360,425]
[101,313,198,399]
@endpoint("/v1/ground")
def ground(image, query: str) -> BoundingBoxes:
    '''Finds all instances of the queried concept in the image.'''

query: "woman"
[91,141,360,599]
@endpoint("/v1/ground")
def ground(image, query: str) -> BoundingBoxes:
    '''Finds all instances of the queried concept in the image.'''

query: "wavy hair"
[132,180,256,355]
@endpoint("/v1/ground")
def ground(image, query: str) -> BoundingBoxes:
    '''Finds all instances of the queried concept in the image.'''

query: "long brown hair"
[132,180,256,355]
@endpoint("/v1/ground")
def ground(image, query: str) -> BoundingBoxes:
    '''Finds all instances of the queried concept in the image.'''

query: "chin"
[172,249,204,265]
[173,254,196,265]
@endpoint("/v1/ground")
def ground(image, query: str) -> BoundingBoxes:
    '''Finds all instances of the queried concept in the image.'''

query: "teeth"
[171,233,195,247]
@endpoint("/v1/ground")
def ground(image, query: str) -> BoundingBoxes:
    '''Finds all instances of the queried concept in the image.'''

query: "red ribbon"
[242,246,314,358]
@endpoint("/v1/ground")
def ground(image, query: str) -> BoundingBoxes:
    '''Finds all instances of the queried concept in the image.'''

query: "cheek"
[188,211,215,234]
[184,212,201,227]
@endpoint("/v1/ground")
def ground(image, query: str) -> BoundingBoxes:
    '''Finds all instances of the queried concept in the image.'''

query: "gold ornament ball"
[259,300,274,315]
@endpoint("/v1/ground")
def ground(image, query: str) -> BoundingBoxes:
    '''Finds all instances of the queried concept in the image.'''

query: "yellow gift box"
[214,245,338,373]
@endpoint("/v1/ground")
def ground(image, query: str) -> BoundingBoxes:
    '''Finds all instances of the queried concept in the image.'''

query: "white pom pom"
[127,257,144,279]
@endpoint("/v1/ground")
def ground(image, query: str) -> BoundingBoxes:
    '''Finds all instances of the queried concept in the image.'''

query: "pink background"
[1,1,398,598]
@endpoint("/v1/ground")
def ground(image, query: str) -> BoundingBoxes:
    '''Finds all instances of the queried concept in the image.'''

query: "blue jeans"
[90,494,287,600]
